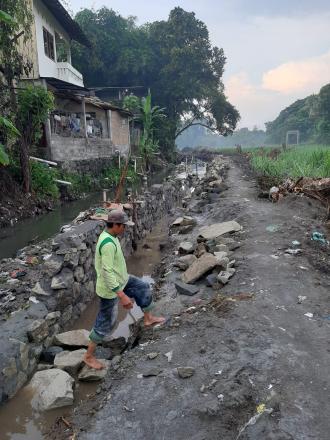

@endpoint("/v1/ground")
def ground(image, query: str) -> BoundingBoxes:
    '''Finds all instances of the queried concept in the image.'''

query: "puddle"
[0,219,168,439]
[177,163,206,180]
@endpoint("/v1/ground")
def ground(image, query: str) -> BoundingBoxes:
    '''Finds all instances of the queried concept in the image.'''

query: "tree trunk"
[20,137,30,193]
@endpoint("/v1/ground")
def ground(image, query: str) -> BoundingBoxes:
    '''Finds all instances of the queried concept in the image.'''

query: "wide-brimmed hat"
[107,209,135,226]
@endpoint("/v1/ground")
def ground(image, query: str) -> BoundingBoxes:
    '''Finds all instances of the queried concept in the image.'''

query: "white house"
[24,0,89,89]
[20,0,133,167]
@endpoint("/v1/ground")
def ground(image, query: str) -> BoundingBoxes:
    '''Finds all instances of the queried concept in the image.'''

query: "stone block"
[28,368,74,410]
[182,253,218,284]
[54,349,86,375]
[27,319,49,343]
[74,266,84,282]
[175,281,200,296]
[44,255,64,276]
[46,311,61,325]
[54,329,90,347]
[51,269,74,290]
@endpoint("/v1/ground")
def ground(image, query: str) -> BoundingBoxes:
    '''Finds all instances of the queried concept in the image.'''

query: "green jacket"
[95,230,128,299]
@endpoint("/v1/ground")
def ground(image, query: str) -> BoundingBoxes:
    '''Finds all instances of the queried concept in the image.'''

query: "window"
[55,32,69,62]
[43,27,55,60]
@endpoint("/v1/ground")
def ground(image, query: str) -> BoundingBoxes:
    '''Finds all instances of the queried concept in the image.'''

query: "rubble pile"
[170,157,242,296]
[269,177,330,210]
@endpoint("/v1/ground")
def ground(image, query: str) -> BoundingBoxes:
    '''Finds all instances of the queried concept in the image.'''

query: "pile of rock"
[174,220,242,295]
[170,216,197,235]
[26,329,112,411]
[0,179,184,404]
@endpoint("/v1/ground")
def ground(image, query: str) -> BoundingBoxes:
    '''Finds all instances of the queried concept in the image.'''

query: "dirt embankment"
[0,168,57,228]
[48,155,330,440]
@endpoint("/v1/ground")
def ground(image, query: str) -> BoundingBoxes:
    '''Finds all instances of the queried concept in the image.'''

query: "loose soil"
[0,168,58,228]
[49,156,330,440]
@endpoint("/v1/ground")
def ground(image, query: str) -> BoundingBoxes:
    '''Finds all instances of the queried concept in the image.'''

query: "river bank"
[58,155,329,440]
[0,172,184,406]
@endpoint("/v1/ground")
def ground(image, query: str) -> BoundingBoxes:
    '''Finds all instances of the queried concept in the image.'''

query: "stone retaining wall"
[0,181,181,404]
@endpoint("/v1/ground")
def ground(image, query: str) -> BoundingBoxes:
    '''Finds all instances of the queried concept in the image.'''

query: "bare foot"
[83,354,105,370]
[144,314,166,327]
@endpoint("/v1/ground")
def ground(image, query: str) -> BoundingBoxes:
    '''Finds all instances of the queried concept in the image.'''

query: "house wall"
[50,136,113,162]
[32,0,72,79]
[18,1,40,79]
[111,111,130,148]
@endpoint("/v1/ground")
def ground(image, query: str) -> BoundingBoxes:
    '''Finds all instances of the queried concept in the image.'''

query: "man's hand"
[117,291,133,310]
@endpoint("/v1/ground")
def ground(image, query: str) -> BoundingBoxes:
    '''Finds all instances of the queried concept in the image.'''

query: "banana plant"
[0,116,20,165]
[0,9,19,165]
[136,93,166,171]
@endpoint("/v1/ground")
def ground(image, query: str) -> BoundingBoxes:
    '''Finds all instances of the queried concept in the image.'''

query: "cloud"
[262,51,330,94]
[225,70,314,129]
[225,72,256,99]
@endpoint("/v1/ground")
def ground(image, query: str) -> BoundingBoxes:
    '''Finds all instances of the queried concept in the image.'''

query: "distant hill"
[265,83,330,145]
[176,126,266,150]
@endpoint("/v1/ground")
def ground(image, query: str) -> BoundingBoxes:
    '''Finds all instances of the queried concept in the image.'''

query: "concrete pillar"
[107,110,112,141]
[81,96,87,138]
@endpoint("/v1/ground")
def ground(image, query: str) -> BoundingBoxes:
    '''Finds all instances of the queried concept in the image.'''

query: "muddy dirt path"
[63,157,329,440]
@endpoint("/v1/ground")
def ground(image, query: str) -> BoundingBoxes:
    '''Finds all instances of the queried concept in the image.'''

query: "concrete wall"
[111,111,130,147]
[0,181,181,404]
[50,135,113,162]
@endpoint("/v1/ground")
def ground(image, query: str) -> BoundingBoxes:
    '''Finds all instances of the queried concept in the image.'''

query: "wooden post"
[81,96,87,138]
[128,117,131,156]
[41,79,52,159]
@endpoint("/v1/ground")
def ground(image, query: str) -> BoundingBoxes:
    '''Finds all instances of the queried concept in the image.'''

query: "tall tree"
[146,8,239,141]
[0,0,33,107]
[73,7,240,156]
[73,8,149,87]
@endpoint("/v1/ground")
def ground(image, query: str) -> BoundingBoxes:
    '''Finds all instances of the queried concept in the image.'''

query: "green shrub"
[250,145,330,179]
[30,161,59,199]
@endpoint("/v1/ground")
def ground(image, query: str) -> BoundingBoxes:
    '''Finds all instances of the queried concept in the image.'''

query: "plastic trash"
[266,224,280,233]
[292,240,301,246]
[285,248,302,255]
[311,231,329,245]
[10,269,27,279]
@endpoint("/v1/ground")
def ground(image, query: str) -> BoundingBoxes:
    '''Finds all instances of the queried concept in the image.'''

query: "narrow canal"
[0,219,168,439]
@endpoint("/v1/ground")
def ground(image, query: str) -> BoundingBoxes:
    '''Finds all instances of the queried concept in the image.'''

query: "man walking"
[84,209,165,369]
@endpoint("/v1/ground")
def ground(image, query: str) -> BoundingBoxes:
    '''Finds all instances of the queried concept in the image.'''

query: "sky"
[66,0,330,129]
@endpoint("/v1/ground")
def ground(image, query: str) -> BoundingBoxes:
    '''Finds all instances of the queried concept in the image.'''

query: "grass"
[249,144,330,179]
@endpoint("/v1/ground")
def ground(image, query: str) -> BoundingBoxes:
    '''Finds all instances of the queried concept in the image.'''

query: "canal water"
[0,219,168,440]
[0,192,103,261]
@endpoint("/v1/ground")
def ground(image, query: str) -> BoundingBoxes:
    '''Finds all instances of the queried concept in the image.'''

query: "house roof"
[53,91,132,117]
[41,0,91,47]
[84,96,132,116]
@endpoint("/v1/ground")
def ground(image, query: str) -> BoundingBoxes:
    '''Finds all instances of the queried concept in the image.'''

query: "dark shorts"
[89,275,153,343]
